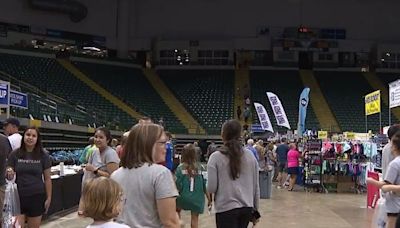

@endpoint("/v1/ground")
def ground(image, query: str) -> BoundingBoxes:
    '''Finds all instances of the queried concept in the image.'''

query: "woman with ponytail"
[207,119,260,228]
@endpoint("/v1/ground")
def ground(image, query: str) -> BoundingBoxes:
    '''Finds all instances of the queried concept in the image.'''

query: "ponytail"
[221,139,243,180]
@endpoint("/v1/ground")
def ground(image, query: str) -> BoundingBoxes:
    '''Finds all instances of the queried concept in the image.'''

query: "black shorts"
[278,163,287,172]
[20,193,46,217]
[287,167,298,175]
[388,213,399,217]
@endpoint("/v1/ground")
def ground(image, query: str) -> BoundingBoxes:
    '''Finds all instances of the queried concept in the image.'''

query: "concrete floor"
[42,187,373,228]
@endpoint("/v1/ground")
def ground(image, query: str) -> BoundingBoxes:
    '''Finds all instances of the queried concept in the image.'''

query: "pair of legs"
[17,215,42,228]
[18,193,45,228]
[276,163,287,187]
[177,209,199,228]
[387,214,398,228]
[288,167,298,191]
[215,207,252,228]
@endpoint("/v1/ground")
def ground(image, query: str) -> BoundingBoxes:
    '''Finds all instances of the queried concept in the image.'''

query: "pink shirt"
[287,149,300,168]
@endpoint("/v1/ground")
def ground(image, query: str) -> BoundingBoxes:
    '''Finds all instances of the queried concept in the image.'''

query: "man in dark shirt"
[0,133,12,222]
[276,138,289,188]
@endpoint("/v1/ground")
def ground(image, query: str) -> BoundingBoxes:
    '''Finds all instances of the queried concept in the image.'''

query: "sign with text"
[10,90,28,109]
[389,79,400,108]
[365,90,381,116]
[0,80,10,107]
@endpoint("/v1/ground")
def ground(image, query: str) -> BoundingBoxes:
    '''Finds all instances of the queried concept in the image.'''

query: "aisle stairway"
[57,59,142,122]
[142,69,205,134]
[299,70,341,132]
[363,72,400,122]
[234,68,252,125]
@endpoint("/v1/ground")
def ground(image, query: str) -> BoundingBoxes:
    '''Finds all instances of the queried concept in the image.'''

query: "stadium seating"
[250,70,320,131]
[158,70,234,134]
[315,71,393,132]
[0,53,135,130]
[73,61,187,133]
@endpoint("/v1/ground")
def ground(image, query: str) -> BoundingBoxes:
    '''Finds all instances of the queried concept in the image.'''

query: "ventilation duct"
[28,0,88,23]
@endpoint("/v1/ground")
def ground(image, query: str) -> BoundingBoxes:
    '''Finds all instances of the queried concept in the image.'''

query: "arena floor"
[42,186,372,228]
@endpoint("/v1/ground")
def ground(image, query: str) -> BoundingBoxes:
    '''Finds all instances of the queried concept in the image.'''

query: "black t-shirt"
[276,144,289,163]
[8,150,51,197]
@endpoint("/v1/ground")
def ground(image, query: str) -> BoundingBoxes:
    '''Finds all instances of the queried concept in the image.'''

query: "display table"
[46,173,83,217]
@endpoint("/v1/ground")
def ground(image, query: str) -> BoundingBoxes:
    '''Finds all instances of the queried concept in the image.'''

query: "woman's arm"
[207,157,218,194]
[96,162,119,177]
[382,184,400,193]
[366,177,387,188]
[43,168,52,213]
[157,197,180,228]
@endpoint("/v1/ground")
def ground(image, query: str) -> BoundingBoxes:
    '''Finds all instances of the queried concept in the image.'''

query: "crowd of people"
[0,117,263,228]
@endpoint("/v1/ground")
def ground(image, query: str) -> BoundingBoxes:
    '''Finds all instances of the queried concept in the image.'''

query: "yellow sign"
[344,132,355,140]
[318,131,328,139]
[365,90,381,116]
[29,119,41,127]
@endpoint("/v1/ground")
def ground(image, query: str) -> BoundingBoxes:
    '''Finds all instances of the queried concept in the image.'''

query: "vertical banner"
[253,102,274,133]
[389,80,400,108]
[297,88,310,136]
[266,92,291,129]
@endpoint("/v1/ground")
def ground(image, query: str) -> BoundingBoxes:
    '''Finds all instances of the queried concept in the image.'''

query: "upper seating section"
[250,70,320,131]
[0,53,135,130]
[158,70,234,135]
[315,71,393,132]
[73,61,187,134]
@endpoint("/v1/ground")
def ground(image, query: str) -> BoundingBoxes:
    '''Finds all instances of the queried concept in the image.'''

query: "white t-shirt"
[8,133,22,151]
[87,221,130,228]
[111,163,178,228]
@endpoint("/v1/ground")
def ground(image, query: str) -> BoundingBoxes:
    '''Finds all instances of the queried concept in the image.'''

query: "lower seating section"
[158,70,234,135]
[250,70,320,131]
[0,53,135,130]
[315,71,393,132]
[73,62,187,134]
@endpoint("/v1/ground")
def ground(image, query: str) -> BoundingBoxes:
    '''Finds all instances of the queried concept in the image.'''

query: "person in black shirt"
[276,138,290,188]
[7,126,52,228]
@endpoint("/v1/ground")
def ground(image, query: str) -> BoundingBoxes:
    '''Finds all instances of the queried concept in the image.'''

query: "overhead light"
[83,46,101,52]
[381,58,385,62]
[386,53,391,57]
[174,49,178,53]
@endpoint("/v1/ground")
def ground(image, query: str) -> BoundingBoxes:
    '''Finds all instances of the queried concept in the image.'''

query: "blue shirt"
[165,142,174,170]
[276,144,289,163]
[246,145,259,161]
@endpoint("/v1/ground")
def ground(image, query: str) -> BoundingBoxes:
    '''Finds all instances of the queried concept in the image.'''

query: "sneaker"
[277,186,282,189]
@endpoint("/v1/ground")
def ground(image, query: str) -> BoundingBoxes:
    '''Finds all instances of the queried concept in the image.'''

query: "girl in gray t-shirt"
[367,131,400,228]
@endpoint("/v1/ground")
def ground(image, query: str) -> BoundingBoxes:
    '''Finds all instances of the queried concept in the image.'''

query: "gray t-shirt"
[111,163,178,228]
[207,149,260,213]
[384,156,400,213]
[82,146,120,184]
[382,142,394,178]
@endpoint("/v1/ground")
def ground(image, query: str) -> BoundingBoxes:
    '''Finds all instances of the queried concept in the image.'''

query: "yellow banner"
[344,132,355,140]
[365,90,381,116]
[318,131,328,139]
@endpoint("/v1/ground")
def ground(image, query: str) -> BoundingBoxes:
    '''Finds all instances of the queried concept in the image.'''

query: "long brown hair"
[181,144,197,177]
[120,123,164,169]
[220,119,243,180]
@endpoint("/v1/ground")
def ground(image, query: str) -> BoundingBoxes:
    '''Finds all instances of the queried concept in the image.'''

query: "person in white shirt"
[3,118,22,151]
